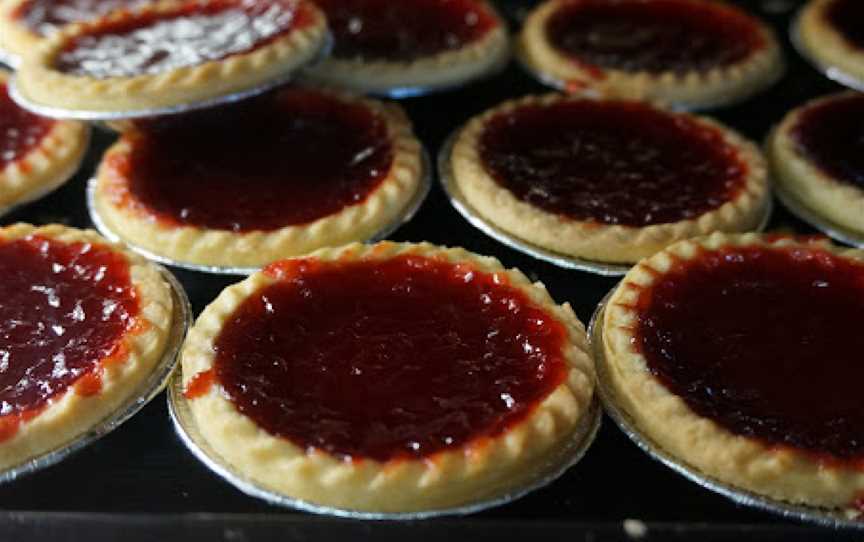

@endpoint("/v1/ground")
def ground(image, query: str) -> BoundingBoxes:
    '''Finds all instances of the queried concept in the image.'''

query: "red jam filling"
[54,0,314,77]
[0,83,54,170]
[546,0,765,74]
[0,235,139,439]
[633,245,864,463]
[313,0,496,61]
[826,0,864,51]
[792,94,864,189]
[104,88,392,232]
[197,254,568,462]
[14,0,151,36]
[479,99,747,227]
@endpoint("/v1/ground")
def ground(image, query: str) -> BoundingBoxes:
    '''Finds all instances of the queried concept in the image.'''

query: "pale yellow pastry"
[449,94,769,264]
[181,241,595,512]
[14,0,328,113]
[769,91,864,235]
[0,70,87,211]
[602,233,864,513]
[518,0,784,109]
[0,223,173,470]
[301,0,509,94]
[797,0,864,85]
[93,86,424,268]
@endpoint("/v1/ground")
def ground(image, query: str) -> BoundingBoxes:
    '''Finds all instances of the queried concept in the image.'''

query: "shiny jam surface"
[634,245,864,462]
[792,94,864,189]
[0,83,53,169]
[546,0,764,74]
[107,88,392,232]
[207,254,568,462]
[54,0,313,77]
[16,0,151,36]
[0,236,138,422]
[479,99,746,227]
[826,0,864,51]
[313,0,496,61]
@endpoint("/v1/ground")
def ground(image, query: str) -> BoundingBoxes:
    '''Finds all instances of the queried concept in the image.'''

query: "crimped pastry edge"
[181,240,595,512]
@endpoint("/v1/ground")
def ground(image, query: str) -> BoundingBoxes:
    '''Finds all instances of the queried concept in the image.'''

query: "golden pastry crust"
[518,0,784,109]
[797,0,864,84]
[768,92,864,234]
[602,233,864,512]
[0,223,173,470]
[0,71,88,211]
[13,0,328,113]
[181,241,595,512]
[92,89,424,268]
[449,94,770,264]
[302,1,509,94]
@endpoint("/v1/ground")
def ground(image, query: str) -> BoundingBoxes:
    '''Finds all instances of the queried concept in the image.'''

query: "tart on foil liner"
[86,148,433,276]
[437,127,773,276]
[0,265,191,484]
[6,35,334,121]
[773,180,864,249]
[790,10,864,93]
[168,365,601,519]
[588,287,864,530]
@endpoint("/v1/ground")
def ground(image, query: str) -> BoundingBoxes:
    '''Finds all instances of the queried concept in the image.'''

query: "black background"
[0,0,861,539]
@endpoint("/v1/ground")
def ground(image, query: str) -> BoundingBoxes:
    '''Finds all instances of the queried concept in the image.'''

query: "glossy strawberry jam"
[546,0,765,74]
[15,0,151,36]
[825,0,864,51]
[0,83,53,169]
[792,94,864,189]
[0,235,138,425]
[313,0,496,61]
[479,99,747,227]
[634,244,864,462]
[204,254,569,462]
[106,88,392,232]
[54,0,314,77]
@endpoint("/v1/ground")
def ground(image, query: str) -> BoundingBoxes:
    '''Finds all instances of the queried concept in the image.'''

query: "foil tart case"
[588,287,864,530]
[0,264,191,484]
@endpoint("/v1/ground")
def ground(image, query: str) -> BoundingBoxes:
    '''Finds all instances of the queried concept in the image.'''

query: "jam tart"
[301,0,509,95]
[769,92,864,237]
[448,94,769,264]
[797,0,864,87]
[180,241,595,512]
[92,86,424,268]
[13,0,328,114]
[0,70,87,212]
[518,0,784,109]
[0,223,173,470]
[602,233,864,512]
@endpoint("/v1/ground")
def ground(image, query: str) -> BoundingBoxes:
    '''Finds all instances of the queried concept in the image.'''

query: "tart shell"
[797,0,864,86]
[602,233,864,511]
[0,223,173,470]
[449,94,770,264]
[92,89,425,268]
[517,0,784,109]
[13,0,329,113]
[180,241,596,512]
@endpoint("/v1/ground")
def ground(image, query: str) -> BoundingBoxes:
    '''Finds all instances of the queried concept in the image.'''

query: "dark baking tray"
[0,0,858,538]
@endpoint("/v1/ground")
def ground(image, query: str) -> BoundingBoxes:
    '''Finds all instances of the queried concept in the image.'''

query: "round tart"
[797,0,864,87]
[13,0,328,113]
[93,86,423,268]
[0,70,87,212]
[602,233,864,511]
[180,241,595,512]
[301,0,508,94]
[518,0,784,109]
[449,94,769,264]
[769,92,864,236]
[0,223,173,470]
[0,0,152,62]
